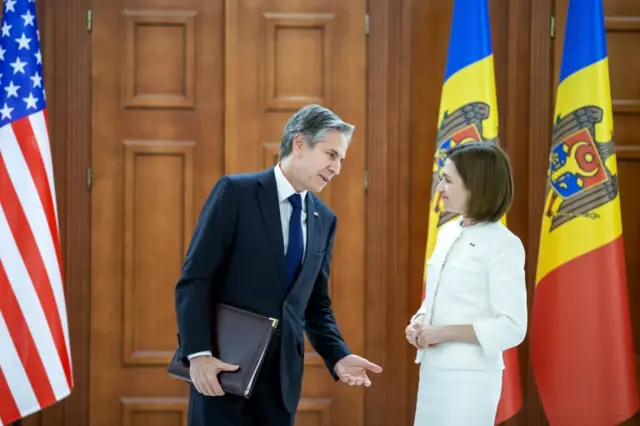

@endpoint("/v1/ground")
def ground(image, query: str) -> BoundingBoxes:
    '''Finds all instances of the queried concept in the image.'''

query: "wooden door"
[552,0,640,424]
[224,1,367,426]
[90,0,225,425]
[90,1,367,426]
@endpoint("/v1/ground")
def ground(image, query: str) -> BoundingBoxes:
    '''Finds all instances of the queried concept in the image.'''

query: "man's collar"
[274,163,308,205]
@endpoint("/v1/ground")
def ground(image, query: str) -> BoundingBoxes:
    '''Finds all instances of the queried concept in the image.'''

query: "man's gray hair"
[279,104,355,160]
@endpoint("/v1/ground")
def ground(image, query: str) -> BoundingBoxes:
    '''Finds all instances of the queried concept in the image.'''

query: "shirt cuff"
[187,351,212,360]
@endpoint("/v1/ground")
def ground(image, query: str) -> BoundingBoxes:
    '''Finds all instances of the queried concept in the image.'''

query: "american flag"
[0,0,73,424]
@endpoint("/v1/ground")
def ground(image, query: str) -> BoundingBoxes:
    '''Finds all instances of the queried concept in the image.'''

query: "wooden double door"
[90,0,367,425]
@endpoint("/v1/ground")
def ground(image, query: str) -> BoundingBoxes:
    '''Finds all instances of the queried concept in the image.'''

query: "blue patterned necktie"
[284,193,304,290]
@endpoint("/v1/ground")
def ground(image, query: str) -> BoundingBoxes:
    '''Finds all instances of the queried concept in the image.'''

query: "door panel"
[91,0,366,425]
[90,0,224,425]
[224,1,367,425]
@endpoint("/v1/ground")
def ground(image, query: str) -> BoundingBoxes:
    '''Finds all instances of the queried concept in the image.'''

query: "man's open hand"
[334,354,383,387]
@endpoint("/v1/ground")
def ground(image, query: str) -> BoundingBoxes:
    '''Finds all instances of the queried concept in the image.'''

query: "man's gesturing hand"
[189,355,239,396]
[334,354,383,387]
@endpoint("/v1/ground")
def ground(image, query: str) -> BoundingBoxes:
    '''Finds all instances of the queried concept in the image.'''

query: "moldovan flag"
[0,1,74,424]
[531,0,639,425]
[423,0,521,423]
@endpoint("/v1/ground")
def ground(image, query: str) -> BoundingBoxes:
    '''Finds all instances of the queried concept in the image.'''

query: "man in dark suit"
[175,104,382,426]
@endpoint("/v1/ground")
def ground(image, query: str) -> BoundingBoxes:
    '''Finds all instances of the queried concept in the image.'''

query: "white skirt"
[413,363,502,426]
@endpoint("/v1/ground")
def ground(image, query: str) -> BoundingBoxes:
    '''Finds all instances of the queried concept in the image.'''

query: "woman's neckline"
[458,217,486,228]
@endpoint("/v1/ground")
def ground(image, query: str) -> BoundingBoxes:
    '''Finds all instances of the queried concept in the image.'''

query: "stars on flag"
[1,0,46,126]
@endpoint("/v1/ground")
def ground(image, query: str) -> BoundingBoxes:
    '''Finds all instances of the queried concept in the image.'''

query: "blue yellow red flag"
[531,1,639,424]
[424,0,499,265]
[423,0,521,423]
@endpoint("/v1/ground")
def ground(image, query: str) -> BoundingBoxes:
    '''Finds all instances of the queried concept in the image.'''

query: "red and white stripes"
[0,110,73,425]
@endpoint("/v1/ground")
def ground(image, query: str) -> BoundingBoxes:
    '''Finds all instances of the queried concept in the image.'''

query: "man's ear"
[292,134,306,155]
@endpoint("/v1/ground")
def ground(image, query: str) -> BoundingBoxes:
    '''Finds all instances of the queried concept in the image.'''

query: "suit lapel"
[426,225,462,316]
[257,170,285,285]
[304,194,322,260]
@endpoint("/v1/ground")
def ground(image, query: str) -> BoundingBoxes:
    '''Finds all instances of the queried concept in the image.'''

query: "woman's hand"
[416,326,443,348]
[405,322,424,348]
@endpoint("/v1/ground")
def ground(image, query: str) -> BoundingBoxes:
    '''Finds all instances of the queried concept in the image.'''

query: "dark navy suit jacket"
[174,167,351,413]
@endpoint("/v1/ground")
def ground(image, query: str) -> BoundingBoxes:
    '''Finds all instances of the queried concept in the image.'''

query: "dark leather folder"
[167,303,278,398]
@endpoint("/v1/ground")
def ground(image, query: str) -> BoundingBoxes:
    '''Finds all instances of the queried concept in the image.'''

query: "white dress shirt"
[411,218,528,370]
[273,163,308,260]
[188,165,307,360]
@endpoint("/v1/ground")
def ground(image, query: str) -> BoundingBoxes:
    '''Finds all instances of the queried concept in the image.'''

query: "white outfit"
[411,218,528,426]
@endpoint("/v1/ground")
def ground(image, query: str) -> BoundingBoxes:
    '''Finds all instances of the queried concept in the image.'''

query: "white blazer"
[411,218,527,371]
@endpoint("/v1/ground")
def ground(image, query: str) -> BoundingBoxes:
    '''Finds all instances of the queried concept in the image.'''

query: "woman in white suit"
[406,142,527,426]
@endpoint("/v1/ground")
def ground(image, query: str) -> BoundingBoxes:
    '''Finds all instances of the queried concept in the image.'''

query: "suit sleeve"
[304,217,351,379]
[174,176,238,362]
[472,234,528,357]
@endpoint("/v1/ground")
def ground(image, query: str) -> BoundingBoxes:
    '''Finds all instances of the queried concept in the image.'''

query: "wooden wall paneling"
[365,0,412,425]
[501,1,532,425]
[20,0,92,425]
[58,0,92,425]
[398,1,413,421]
[527,0,554,424]
[503,0,531,265]
[398,2,413,424]
[501,1,533,425]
